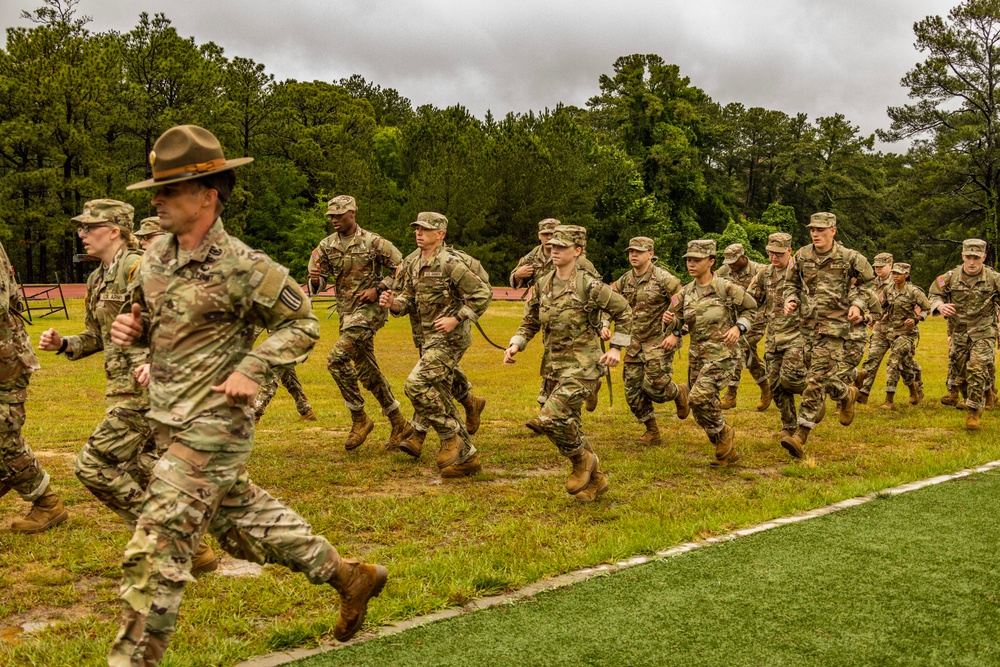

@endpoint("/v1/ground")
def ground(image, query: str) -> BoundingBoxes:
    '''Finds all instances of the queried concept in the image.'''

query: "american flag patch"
[670,294,680,307]
[937,276,946,287]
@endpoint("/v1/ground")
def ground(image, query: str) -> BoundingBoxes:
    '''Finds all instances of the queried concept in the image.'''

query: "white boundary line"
[238,459,1000,667]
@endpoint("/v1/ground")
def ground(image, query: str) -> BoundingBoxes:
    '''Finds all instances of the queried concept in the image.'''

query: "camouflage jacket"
[511,267,632,381]
[871,275,891,333]
[928,265,1000,342]
[666,275,757,362]
[392,244,492,352]
[784,242,879,338]
[717,260,766,330]
[128,219,318,444]
[746,261,802,350]
[614,264,680,362]
[0,241,39,403]
[308,227,402,331]
[881,282,931,340]
[848,281,884,342]
[509,245,601,290]
[63,246,150,410]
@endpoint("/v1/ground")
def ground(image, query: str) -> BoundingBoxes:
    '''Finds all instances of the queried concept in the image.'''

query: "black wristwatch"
[610,343,622,351]
[736,322,747,334]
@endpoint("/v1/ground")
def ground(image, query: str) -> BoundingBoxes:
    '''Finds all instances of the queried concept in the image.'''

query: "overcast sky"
[1,0,959,150]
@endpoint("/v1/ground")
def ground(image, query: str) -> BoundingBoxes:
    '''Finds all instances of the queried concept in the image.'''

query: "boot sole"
[573,478,610,502]
[334,565,389,643]
[779,437,803,459]
[11,509,69,534]
[636,438,662,446]
[441,462,483,478]
[710,452,741,467]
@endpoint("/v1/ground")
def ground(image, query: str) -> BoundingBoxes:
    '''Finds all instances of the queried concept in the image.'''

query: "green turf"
[297,469,1000,667]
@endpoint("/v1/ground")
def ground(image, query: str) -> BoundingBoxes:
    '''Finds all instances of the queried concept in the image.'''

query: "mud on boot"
[344,409,374,451]
[329,559,389,642]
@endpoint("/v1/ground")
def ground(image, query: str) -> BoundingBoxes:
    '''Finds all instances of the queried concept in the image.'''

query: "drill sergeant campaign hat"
[873,252,894,267]
[126,124,253,191]
[546,224,587,248]
[538,218,560,233]
[765,232,793,252]
[326,195,357,216]
[890,262,911,274]
[682,239,717,259]
[963,238,987,258]
[627,236,655,252]
[71,199,134,232]
[806,211,837,229]
[410,211,448,231]
[134,217,163,238]
[722,243,746,265]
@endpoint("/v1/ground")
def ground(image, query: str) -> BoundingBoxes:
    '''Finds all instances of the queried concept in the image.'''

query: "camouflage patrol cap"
[682,239,717,259]
[807,212,837,229]
[326,195,357,216]
[134,217,163,238]
[627,236,654,252]
[411,211,448,231]
[765,232,793,252]
[963,238,987,258]
[538,218,560,233]
[71,199,134,231]
[873,252,893,267]
[891,262,911,274]
[547,224,587,248]
[722,243,745,265]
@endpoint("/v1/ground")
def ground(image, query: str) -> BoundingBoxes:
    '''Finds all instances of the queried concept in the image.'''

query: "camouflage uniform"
[845,279,883,384]
[110,218,342,665]
[510,225,631,498]
[880,265,932,398]
[0,241,50,504]
[251,326,313,419]
[716,244,767,390]
[614,238,682,425]
[666,240,757,453]
[307,198,402,416]
[390,213,492,468]
[783,214,878,431]
[928,240,1000,413]
[858,253,894,396]
[747,233,806,433]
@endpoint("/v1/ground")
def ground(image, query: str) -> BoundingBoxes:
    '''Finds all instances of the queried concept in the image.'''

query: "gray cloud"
[1,0,957,148]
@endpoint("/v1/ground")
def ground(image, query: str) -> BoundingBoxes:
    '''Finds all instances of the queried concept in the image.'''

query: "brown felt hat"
[126,125,253,191]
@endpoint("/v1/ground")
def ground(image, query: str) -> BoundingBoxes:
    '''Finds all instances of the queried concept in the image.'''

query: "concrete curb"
[237,459,1000,667]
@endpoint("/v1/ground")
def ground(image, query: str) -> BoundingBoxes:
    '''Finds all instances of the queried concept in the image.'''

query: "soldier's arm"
[112,257,152,347]
[61,271,104,360]
[509,289,541,351]
[928,274,950,315]
[730,283,757,332]
[374,237,404,291]
[509,253,531,289]
[848,253,879,315]
[913,286,933,321]
[592,281,632,349]
[450,261,492,322]
[306,244,332,296]
[782,253,803,308]
[390,261,416,316]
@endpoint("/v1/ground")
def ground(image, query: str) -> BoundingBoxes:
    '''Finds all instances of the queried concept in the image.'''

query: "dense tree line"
[0,0,993,288]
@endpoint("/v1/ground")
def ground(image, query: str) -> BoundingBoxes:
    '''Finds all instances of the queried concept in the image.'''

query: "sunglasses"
[77,223,110,236]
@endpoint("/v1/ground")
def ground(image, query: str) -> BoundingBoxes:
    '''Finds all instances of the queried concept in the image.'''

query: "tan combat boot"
[838,386,858,426]
[756,381,772,412]
[525,417,544,435]
[710,424,739,467]
[908,383,923,406]
[585,381,601,412]
[879,393,896,410]
[856,391,869,405]
[987,388,997,410]
[329,559,389,642]
[344,410,374,451]
[10,486,68,534]
[191,540,219,575]
[854,369,867,390]
[675,383,691,420]
[566,447,598,495]
[459,394,487,435]
[436,434,463,469]
[956,389,968,410]
[780,427,808,459]
[940,388,960,406]
[397,430,425,458]
[383,409,415,451]
[300,408,317,421]
[773,427,795,441]
[967,409,982,431]
[720,386,738,410]
[441,453,482,478]
[636,419,661,445]
[573,469,609,502]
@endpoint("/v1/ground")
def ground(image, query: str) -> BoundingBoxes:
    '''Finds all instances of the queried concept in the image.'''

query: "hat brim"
[766,244,790,253]
[410,221,443,230]
[546,240,573,248]
[891,268,909,274]
[806,222,834,229]
[627,245,651,252]
[722,257,739,264]
[125,157,254,191]
[872,262,888,267]
[682,252,712,259]
[71,214,105,224]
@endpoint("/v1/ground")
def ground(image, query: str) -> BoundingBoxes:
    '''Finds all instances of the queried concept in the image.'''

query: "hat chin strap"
[152,158,227,181]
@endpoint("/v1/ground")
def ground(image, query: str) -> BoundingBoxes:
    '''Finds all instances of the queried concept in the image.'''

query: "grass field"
[1,299,998,667]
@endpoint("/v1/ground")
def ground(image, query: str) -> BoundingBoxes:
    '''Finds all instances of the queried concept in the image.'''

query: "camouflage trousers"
[412,363,472,433]
[689,355,735,438]
[946,334,996,400]
[884,334,922,394]
[623,348,679,424]
[728,331,767,387]
[765,345,807,432]
[109,409,341,667]
[76,407,160,525]
[859,327,890,395]
[537,375,599,456]
[404,345,476,464]
[844,337,866,385]
[254,367,312,418]
[327,326,399,415]
[0,401,49,501]
[799,335,852,429]
[949,335,996,410]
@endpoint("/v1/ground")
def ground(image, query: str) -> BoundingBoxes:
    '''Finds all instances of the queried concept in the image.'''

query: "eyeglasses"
[77,224,110,237]
[327,213,345,220]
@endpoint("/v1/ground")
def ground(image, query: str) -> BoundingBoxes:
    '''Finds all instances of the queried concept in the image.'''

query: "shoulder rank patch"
[937,276,946,287]
[279,285,304,311]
